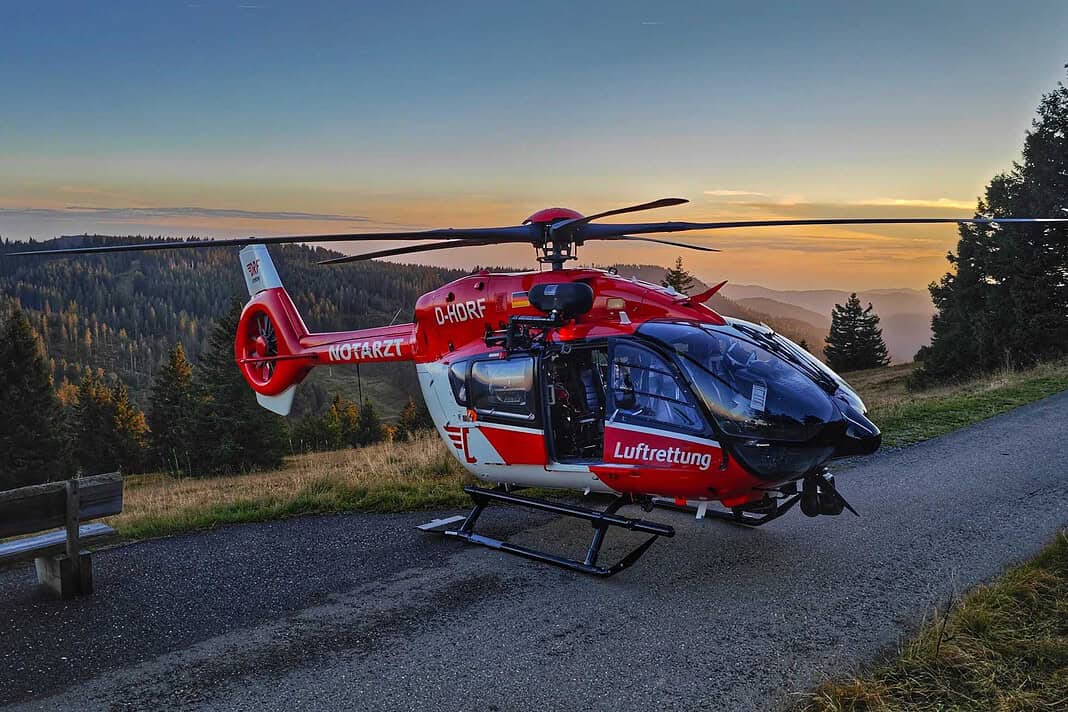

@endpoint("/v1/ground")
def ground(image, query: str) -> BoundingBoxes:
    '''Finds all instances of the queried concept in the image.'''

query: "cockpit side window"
[608,340,704,434]
[639,320,835,443]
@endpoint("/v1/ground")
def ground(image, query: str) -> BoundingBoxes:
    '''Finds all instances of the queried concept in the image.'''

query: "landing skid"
[652,493,802,527]
[419,486,674,577]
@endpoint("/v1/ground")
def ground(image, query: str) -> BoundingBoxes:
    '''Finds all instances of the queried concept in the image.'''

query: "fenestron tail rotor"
[14,197,1068,270]
[256,313,278,381]
[240,308,280,387]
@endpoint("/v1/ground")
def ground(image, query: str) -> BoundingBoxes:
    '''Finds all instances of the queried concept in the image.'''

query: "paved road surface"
[2,391,1067,711]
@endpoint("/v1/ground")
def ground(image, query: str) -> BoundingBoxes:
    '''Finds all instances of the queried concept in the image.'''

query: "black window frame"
[606,337,711,437]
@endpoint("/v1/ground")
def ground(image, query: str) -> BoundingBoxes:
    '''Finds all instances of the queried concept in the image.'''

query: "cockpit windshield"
[638,320,840,443]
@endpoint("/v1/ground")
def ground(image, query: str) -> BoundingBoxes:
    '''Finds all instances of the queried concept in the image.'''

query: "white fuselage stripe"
[606,421,720,448]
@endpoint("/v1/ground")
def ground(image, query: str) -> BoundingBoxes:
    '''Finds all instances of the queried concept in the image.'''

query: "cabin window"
[469,357,536,422]
[608,341,704,434]
[448,361,470,406]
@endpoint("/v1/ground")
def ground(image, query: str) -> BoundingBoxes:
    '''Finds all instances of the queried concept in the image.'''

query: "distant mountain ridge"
[733,298,830,331]
[719,283,934,363]
[606,264,830,354]
[720,284,935,318]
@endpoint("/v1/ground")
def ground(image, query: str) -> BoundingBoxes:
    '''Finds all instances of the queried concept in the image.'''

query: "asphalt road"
[3,391,1067,711]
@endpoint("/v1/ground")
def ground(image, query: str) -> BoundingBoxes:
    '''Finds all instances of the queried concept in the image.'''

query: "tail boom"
[234,244,415,415]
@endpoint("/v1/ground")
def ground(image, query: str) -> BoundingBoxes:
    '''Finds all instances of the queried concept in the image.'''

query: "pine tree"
[397,394,433,440]
[149,343,197,472]
[0,307,71,489]
[798,339,811,353]
[192,301,288,474]
[328,394,359,448]
[355,399,384,446]
[661,257,696,294]
[824,294,890,373]
[111,382,150,472]
[291,410,342,452]
[70,372,118,473]
[919,66,1068,383]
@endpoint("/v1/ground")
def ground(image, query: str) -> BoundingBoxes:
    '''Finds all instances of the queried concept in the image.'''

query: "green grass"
[116,476,472,540]
[863,359,1068,447]
[802,531,1068,712]
[106,432,475,540]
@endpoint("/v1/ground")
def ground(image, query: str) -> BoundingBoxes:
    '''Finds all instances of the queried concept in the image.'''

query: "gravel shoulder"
[2,391,1067,711]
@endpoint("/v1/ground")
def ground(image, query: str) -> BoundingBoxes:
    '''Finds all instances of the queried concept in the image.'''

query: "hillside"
[0,236,465,418]
[720,284,935,317]
[733,297,830,331]
[608,264,829,353]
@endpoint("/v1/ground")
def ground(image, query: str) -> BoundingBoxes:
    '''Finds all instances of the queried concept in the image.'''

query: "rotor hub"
[523,207,584,225]
[523,208,585,270]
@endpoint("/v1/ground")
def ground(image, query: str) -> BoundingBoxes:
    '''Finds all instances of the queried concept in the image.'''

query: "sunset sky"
[2,1,1066,290]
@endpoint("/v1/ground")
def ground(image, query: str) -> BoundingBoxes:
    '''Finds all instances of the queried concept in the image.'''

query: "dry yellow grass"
[110,431,472,539]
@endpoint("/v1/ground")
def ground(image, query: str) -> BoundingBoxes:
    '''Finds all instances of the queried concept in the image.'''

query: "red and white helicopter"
[24,198,1067,575]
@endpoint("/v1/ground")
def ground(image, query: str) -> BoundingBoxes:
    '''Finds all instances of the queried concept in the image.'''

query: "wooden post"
[65,479,81,593]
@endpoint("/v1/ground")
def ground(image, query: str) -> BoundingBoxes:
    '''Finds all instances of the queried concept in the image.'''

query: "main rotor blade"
[550,197,689,234]
[15,225,535,256]
[318,237,529,265]
[596,235,720,252]
[575,216,1068,240]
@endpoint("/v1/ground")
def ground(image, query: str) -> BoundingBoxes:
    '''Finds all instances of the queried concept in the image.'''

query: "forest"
[0,239,466,417]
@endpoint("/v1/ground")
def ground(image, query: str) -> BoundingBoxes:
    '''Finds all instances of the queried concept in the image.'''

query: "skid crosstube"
[653,493,802,527]
[423,485,674,577]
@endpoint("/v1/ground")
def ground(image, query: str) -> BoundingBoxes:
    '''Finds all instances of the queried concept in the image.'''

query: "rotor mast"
[537,228,579,270]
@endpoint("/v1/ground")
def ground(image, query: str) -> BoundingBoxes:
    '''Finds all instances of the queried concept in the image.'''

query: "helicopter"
[21,198,1068,576]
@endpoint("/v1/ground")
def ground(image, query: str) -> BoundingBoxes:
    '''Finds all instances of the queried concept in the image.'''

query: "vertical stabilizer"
[240,244,284,297]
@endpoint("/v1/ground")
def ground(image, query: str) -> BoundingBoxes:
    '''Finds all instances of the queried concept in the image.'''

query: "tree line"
[0,240,465,412]
[917,67,1067,383]
[0,300,432,492]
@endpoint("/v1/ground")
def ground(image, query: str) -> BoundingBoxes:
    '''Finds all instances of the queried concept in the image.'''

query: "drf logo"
[444,425,476,463]
[246,259,261,279]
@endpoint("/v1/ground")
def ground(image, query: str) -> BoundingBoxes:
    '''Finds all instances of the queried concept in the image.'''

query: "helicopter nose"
[833,401,881,457]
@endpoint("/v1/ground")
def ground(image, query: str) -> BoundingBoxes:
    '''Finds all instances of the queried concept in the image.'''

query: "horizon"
[3,1,1067,290]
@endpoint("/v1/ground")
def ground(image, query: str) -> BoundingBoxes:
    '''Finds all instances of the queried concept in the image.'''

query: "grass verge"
[854,358,1068,447]
[102,358,1068,539]
[111,432,472,540]
[802,530,1068,712]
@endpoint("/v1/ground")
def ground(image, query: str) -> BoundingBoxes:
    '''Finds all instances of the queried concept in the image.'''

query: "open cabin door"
[597,338,725,499]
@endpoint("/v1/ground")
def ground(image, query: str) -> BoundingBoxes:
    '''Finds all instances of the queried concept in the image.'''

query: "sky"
[2,0,1066,290]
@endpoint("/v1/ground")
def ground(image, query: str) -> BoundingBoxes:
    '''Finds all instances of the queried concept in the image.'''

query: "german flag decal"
[511,291,530,308]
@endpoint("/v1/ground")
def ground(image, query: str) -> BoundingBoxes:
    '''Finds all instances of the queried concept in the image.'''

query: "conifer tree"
[397,394,433,440]
[111,382,150,472]
[149,343,198,472]
[70,372,149,474]
[661,257,696,294]
[0,307,71,489]
[355,399,384,446]
[824,294,890,373]
[920,66,1068,382]
[192,301,288,474]
[291,409,342,452]
[339,395,361,448]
